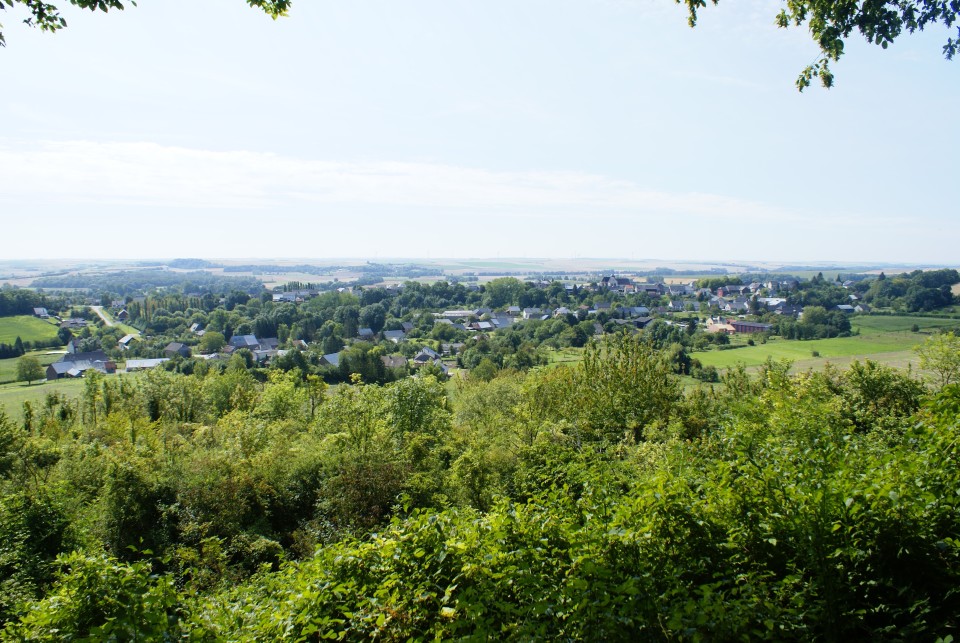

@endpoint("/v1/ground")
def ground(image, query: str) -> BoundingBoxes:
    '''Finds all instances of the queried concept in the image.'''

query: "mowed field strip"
[0,315,60,344]
[696,315,960,371]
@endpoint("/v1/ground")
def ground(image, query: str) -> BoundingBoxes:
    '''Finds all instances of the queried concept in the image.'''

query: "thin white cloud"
[0,139,799,222]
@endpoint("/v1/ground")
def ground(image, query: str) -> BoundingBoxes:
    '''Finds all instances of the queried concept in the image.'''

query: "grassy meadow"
[0,378,86,420]
[696,314,960,374]
[0,350,62,385]
[0,315,60,344]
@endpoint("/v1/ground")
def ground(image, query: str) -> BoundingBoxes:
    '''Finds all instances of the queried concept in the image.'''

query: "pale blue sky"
[1,0,957,263]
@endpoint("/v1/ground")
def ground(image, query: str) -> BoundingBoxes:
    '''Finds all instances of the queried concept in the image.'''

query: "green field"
[0,315,60,344]
[0,378,86,420]
[547,347,582,366]
[695,315,954,373]
[853,315,960,334]
[0,350,63,384]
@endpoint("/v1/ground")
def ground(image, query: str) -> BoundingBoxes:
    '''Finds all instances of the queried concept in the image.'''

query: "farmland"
[695,315,960,374]
[0,315,60,344]
[0,350,62,385]
[0,377,86,420]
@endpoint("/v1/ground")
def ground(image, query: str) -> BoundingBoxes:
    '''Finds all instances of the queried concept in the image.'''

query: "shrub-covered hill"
[0,337,958,640]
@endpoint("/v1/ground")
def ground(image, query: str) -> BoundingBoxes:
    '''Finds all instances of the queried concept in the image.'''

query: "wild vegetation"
[0,264,959,637]
[0,330,958,639]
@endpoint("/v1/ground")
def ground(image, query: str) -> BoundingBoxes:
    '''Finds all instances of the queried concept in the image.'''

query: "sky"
[1,0,957,264]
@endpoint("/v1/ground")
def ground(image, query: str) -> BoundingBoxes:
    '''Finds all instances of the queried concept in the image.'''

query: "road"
[90,305,115,327]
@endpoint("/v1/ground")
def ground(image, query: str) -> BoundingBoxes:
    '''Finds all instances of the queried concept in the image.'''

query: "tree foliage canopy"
[0,0,291,46]
[4,0,957,90]
[681,0,960,88]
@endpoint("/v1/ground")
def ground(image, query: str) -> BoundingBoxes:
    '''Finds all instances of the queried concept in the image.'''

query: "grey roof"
[125,358,170,370]
[48,360,110,376]
[383,330,406,341]
[321,353,340,367]
[229,334,260,348]
[381,355,408,368]
[60,350,109,364]
[414,347,440,362]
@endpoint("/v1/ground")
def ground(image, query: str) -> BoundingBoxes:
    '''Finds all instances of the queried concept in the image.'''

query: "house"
[46,353,116,380]
[60,318,88,330]
[115,309,129,321]
[522,308,542,320]
[229,334,261,350]
[554,307,572,317]
[836,304,856,314]
[381,355,408,369]
[758,297,787,308]
[61,350,109,364]
[33,307,49,319]
[706,320,736,334]
[125,358,170,372]
[253,349,278,364]
[599,275,634,292]
[636,283,664,297]
[400,322,415,333]
[190,323,204,334]
[633,316,655,329]
[854,304,871,314]
[164,342,191,358]
[46,362,82,380]
[723,298,751,313]
[413,347,440,364]
[440,342,465,356]
[623,306,651,317]
[730,321,772,334]
[259,337,280,351]
[118,334,138,350]
[383,330,406,343]
[505,305,522,316]
[441,310,475,320]
[357,328,375,341]
[490,315,514,329]
[320,353,341,367]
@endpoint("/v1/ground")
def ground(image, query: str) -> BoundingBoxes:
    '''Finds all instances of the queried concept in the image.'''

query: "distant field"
[0,315,60,344]
[694,315,956,373]
[854,315,960,334]
[547,347,582,367]
[0,378,86,420]
[0,350,61,384]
